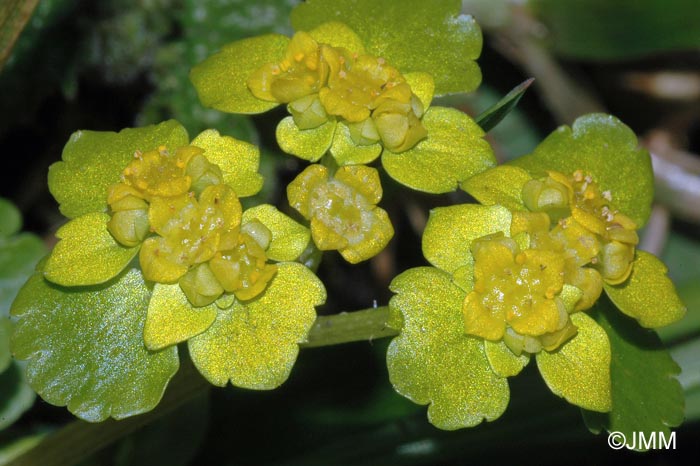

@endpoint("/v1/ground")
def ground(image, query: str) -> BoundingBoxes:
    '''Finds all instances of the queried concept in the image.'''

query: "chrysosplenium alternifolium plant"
[9,0,686,441]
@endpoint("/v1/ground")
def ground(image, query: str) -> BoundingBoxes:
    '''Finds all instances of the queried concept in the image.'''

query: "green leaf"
[48,120,189,218]
[241,204,311,262]
[10,268,179,422]
[604,250,686,328]
[382,107,496,193]
[329,123,382,166]
[536,312,611,412]
[190,34,289,114]
[291,0,483,95]
[0,318,11,373]
[511,113,653,227]
[0,361,36,430]
[386,267,510,430]
[461,165,532,211]
[582,300,684,450]
[188,263,325,389]
[422,204,512,274]
[44,213,140,287]
[143,283,218,351]
[0,198,21,238]
[532,0,700,60]
[191,129,263,197]
[475,78,534,132]
[0,233,46,313]
[276,117,336,161]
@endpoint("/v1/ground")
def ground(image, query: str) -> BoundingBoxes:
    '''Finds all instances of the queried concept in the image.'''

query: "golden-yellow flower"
[287,164,394,263]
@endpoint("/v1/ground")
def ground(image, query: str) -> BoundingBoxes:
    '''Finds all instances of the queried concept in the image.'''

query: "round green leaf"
[191,129,263,197]
[291,0,483,95]
[461,165,532,211]
[582,302,684,450]
[422,204,512,274]
[190,34,289,114]
[11,269,179,422]
[48,120,189,219]
[44,213,139,287]
[188,263,325,389]
[0,198,21,238]
[604,250,686,328]
[241,204,311,262]
[387,267,510,430]
[144,284,218,351]
[276,117,337,161]
[511,113,653,227]
[382,107,496,193]
[329,123,382,166]
[536,312,612,412]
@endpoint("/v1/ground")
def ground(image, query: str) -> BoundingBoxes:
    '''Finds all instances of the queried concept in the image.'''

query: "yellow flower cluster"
[248,32,427,152]
[463,170,639,354]
[107,146,277,305]
[287,164,394,263]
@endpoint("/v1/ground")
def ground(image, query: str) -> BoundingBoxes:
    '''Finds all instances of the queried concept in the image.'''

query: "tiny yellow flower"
[463,233,578,354]
[287,164,394,263]
[246,31,428,153]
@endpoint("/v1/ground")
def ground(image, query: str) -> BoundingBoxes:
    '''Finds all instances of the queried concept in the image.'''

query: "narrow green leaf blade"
[475,78,534,133]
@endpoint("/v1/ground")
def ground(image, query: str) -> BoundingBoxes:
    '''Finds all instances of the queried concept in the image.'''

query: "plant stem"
[5,307,396,466]
[302,306,397,348]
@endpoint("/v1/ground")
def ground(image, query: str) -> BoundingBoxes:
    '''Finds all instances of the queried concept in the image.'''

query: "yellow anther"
[515,253,527,265]
[294,52,304,62]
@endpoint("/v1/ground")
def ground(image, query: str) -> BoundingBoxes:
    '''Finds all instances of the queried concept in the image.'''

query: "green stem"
[302,306,397,348]
[6,307,396,466]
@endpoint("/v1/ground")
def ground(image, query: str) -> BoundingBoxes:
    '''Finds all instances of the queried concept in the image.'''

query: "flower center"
[463,233,576,354]
[107,145,275,306]
[521,170,638,285]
